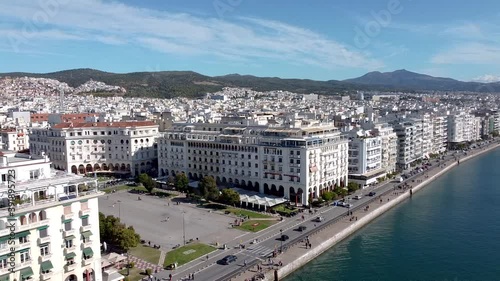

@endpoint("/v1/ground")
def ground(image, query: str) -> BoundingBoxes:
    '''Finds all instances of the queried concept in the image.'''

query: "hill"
[343,69,498,92]
[1,68,499,98]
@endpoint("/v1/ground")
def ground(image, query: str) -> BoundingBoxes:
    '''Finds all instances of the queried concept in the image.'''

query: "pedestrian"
[244,259,247,266]
[192,272,195,280]
[206,254,209,261]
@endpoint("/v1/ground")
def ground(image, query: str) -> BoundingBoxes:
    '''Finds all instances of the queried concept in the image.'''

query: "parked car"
[314,216,324,222]
[368,192,377,197]
[217,255,237,265]
[344,203,353,208]
[281,234,289,241]
[297,226,307,232]
[353,195,362,200]
[336,201,345,207]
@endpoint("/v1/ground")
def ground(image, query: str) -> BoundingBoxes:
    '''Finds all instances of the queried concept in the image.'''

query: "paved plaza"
[98,191,246,250]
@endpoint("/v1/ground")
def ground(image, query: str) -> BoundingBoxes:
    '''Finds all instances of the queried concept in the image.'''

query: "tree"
[347,182,360,193]
[321,191,337,202]
[199,176,219,201]
[219,189,240,205]
[175,173,189,192]
[334,187,348,197]
[492,131,499,137]
[137,173,156,194]
[99,212,141,251]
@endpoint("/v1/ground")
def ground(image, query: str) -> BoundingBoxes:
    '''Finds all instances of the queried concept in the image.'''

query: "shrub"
[145,268,152,275]
[128,262,135,268]
[123,277,129,281]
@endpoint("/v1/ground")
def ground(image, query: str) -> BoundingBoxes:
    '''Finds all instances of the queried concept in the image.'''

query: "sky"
[0,0,500,82]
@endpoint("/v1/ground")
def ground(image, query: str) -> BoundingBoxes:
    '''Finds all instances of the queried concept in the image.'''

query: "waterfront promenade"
[233,140,500,281]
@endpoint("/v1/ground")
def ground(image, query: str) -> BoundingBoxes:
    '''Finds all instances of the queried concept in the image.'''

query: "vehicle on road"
[336,201,345,207]
[368,191,377,196]
[314,216,324,222]
[296,226,307,232]
[353,195,362,200]
[217,255,237,265]
[344,203,353,208]
[281,234,289,241]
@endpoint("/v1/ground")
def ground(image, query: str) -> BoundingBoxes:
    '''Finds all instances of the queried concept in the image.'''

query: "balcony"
[39,254,52,263]
[80,225,92,232]
[15,240,31,251]
[82,257,93,266]
[63,212,74,221]
[79,209,91,217]
[41,271,54,280]
[65,263,77,272]
[63,229,75,237]
[64,246,76,256]
[38,235,51,245]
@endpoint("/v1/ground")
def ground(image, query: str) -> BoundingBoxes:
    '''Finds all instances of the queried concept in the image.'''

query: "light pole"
[182,212,186,245]
[280,229,283,253]
[117,200,121,221]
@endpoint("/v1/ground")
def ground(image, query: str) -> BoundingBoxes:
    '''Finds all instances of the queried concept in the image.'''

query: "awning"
[64,235,75,241]
[37,225,49,231]
[41,261,53,271]
[62,219,73,224]
[80,215,89,219]
[0,236,9,243]
[82,231,92,238]
[19,267,33,280]
[15,231,30,238]
[83,247,94,257]
[65,252,76,259]
[0,274,9,281]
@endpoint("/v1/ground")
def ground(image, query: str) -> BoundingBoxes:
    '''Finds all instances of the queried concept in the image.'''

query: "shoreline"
[235,141,500,281]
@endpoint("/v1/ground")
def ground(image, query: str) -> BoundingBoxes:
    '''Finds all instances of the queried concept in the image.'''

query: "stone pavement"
[127,255,164,273]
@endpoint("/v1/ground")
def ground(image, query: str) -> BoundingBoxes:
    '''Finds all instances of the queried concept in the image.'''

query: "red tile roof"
[52,121,157,129]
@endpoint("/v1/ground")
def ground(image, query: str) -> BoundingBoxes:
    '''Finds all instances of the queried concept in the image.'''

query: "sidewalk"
[233,141,500,281]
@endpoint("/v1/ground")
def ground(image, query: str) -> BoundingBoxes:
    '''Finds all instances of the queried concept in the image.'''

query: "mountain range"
[1,69,499,98]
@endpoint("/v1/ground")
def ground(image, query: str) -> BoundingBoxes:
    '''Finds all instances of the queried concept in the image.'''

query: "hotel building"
[0,151,103,281]
[158,123,348,206]
[29,121,159,177]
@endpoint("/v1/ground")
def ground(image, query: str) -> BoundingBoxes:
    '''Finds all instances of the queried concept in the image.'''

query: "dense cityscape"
[0,73,499,281]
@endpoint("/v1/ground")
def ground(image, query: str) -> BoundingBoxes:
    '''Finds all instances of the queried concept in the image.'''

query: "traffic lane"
[197,253,256,281]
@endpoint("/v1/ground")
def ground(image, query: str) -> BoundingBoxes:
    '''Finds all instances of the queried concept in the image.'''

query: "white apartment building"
[370,123,397,173]
[347,133,385,187]
[431,115,447,154]
[447,112,481,145]
[392,120,423,170]
[0,151,102,281]
[158,123,348,206]
[0,128,29,152]
[29,121,159,177]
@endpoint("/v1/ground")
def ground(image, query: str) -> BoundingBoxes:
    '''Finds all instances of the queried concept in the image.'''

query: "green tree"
[175,173,189,192]
[118,226,141,251]
[219,189,240,205]
[492,131,499,137]
[99,212,141,251]
[199,176,219,201]
[334,187,348,197]
[347,182,360,193]
[321,191,336,202]
[137,173,156,194]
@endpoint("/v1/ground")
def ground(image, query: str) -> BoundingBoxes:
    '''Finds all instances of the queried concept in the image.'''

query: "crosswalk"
[246,244,273,257]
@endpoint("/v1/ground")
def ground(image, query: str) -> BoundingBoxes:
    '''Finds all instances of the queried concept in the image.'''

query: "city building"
[29,121,159,177]
[447,112,482,146]
[0,150,102,281]
[0,128,29,152]
[158,122,349,206]
[347,131,385,187]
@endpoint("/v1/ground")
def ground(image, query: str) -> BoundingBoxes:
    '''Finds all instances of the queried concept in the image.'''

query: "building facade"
[158,123,348,206]
[29,121,159,177]
[347,134,385,187]
[0,151,102,281]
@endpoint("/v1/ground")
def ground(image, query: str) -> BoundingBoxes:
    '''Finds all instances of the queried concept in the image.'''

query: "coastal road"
[157,141,497,281]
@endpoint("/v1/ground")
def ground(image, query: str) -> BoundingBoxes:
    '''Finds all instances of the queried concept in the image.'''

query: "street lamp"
[280,229,283,253]
[117,200,121,221]
[182,212,186,245]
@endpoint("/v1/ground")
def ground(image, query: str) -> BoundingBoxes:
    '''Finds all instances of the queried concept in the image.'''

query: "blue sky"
[1,0,500,82]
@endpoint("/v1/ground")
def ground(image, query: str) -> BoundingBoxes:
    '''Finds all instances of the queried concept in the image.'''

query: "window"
[19,236,28,244]
[82,216,89,226]
[0,256,7,269]
[64,205,72,215]
[39,227,48,238]
[40,244,50,256]
[20,251,30,263]
[64,221,72,231]
[65,239,73,248]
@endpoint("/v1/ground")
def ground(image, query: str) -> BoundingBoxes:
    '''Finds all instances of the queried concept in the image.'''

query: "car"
[368,192,376,197]
[217,255,237,265]
[314,216,324,222]
[344,203,353,208]
[297,226,307,232]
[281,234,289,241]
[353,195,362,200]
[336,201,345,207]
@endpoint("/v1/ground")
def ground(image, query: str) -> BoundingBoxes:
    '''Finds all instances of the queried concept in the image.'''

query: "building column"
[31,192,35,206]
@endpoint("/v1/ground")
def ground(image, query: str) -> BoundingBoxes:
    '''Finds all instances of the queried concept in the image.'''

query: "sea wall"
[270,143,500,281]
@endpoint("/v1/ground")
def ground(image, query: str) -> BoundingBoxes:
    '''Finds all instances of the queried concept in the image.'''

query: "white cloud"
[431,43,500,65]
[0,0,383,70]
[472,74,500,83]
